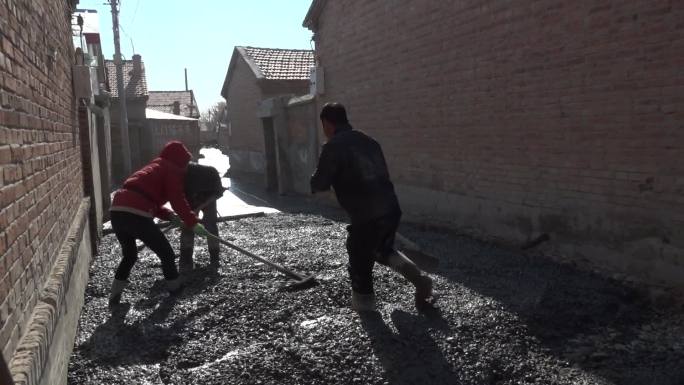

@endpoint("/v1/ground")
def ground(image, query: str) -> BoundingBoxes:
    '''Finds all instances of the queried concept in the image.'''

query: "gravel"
[68,211,684,385]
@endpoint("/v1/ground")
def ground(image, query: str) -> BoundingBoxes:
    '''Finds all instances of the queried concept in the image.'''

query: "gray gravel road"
[68,209,684,385]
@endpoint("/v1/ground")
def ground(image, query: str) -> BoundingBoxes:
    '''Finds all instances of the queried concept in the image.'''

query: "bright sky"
[77,0,314,114]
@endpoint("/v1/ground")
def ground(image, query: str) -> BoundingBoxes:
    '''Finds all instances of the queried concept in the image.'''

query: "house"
[105,58,202,179]
[105,54,149,184]
[1,1,96,384]
[303,0,684,288]
[148,90,200,119]
[219,46,314,180]
[146,91,201,157]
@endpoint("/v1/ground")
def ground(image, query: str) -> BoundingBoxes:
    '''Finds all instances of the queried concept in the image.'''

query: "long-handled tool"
[205,232,318,290]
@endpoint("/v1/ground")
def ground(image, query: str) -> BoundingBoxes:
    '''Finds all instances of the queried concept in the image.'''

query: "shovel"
[204,232,318,290]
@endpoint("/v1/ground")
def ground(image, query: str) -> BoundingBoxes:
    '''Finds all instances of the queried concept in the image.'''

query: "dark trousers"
[346,211,401,295]
[180,200,220,264]
[111,211,179,281]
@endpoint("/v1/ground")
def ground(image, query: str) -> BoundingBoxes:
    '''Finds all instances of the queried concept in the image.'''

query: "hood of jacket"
[159,141,192,168]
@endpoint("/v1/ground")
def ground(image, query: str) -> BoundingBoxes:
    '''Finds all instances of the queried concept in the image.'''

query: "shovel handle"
[205,233,305,281]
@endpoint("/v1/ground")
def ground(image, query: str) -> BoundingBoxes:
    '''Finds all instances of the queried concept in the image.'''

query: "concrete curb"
[9,199,90,385]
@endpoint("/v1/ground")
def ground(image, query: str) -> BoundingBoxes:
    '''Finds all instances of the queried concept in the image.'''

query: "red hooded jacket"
[111,141,199,227]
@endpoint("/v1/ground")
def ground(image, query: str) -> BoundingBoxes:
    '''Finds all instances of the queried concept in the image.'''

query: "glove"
[169,214,183,228]
[193,223,210,237]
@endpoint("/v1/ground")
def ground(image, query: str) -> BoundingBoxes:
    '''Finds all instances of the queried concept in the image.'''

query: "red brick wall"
[0,0,84,357]
[311,0,684,285]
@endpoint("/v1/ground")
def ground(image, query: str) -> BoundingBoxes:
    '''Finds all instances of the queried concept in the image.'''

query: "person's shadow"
[79,265,223,366]
[360,309,457,385]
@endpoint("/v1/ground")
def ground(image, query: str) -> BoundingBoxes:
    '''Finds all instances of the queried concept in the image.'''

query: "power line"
[119,23,136,53]
[128,0,141,26]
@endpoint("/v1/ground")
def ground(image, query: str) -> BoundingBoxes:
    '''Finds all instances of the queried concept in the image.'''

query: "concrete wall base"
[9,199,92,385]
[395,184,684,291]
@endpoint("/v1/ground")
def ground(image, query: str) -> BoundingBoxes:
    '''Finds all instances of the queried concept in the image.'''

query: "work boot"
[414,275,435,311]
[109,279,129,307]
[178,254,194,275]
[166,278,183,295]
[351,291,377,312]
[209,248,220,266]
[387,250,435,310]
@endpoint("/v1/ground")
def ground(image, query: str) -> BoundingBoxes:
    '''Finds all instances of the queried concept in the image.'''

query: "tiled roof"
[241,47,314,80]
[104,57,148,98]
[147,91,199,118]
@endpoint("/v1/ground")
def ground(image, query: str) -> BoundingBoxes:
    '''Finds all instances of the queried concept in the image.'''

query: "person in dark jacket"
[109,141,210,305]
[311,103,434,312]
[179,162,226,271]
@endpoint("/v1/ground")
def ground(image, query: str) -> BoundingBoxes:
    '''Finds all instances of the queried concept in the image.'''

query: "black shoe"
[415,275,435,310]
[108,293,122,307]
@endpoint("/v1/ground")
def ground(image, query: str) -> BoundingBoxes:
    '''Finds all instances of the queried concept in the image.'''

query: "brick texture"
[144,119,201,162]
[310,0,684,285]
[220,56,266,155]
[0,0,84,362]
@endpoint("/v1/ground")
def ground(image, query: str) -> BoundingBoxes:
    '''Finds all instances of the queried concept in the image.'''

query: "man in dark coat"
[179,162,226,271]
[311,103,434,312]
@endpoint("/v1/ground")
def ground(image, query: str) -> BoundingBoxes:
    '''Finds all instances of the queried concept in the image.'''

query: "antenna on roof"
[130,37,135,55]
[185,68,189,91]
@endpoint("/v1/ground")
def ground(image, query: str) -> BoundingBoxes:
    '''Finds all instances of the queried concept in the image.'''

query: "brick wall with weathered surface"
[0,1,94,384]
[221,55,265,175]
[95,110,112,222]
[261,80,309,100]
[78,105,103,254]
[144,119,201,163]
[309,0,684,287]
[283,95,319,194]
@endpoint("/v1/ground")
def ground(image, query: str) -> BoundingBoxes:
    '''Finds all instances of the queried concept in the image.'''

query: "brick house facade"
[304,0,684,288]
[148,90,200,119]
[219,46,313,178]
[1,1,95,384]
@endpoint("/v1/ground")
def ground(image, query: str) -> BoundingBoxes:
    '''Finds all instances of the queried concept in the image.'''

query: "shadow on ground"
[78,264,224,366]
[360,310,456,385]
[232,177,684,385]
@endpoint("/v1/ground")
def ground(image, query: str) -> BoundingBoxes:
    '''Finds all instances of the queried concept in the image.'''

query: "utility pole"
[109,0,132,177]
[185,68,194,117]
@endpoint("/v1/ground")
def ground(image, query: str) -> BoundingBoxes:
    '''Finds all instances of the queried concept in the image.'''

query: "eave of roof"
[303,0,327,31]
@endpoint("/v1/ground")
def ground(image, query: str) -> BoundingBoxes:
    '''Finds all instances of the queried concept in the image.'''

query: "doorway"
[262,117,278,191]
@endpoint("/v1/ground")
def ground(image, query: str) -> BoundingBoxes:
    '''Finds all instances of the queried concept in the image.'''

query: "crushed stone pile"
[68,213,684,385]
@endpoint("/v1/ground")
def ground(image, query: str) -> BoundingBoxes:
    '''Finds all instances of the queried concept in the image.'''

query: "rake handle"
[205,233,306,281]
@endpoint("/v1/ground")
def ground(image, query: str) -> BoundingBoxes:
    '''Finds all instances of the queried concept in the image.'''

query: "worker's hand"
[193,223,210,237]
[169,213,183,228]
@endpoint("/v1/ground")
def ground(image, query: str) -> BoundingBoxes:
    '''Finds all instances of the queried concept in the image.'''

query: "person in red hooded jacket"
[108,141,210,306]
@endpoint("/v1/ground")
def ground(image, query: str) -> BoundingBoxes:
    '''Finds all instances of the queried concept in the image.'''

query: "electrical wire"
[119,23,136,54]
[128,0,141,26]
